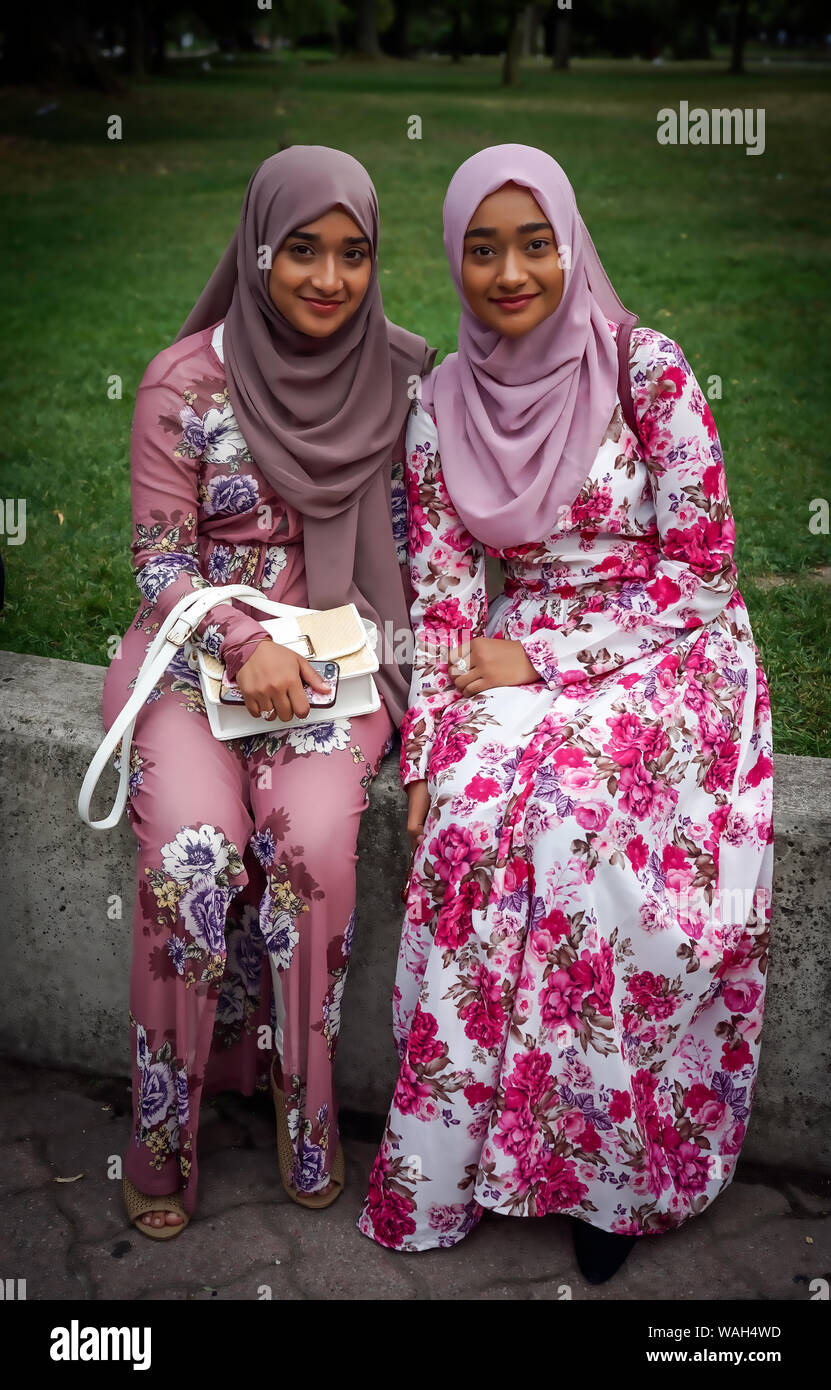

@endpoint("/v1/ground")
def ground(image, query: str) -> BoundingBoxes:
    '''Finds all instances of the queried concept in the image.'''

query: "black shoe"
[568,1215,638,1284]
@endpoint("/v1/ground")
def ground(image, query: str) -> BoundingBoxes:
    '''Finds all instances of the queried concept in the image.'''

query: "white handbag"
[78,582,380,831]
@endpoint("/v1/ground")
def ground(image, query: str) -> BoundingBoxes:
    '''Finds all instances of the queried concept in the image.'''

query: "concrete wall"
[1,648,829,1175]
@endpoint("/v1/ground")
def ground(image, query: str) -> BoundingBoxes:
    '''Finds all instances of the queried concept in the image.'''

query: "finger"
[464,677,487,696]
[269,689,293,723]
[453,664,482,691]
[288,679,311,720]
[298,656,330,691]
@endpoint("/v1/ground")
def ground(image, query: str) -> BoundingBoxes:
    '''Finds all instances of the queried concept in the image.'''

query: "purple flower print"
[176,1067,190,1130]
[135,1023,150,1071]
[136,553,201,604]
[261,902,299,970]
[178,405,208,455]
[178,402,251,466]
[293,1141,327,1193]
[207,545,238,584]
[161,825,230,882]
[167,936,186,975]
[204,474,259,518]
[251,828,276,869]
[343,907,356,959]
[231,926,265,996]
[179,873,231,954]
[139,1060,175,1128]
[216,978,246,1027]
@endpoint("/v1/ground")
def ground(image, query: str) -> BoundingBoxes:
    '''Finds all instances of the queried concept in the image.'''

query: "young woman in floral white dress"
[356,145,774,1283]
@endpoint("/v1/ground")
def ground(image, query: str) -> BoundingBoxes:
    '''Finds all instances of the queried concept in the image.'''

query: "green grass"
[1,55,829,754]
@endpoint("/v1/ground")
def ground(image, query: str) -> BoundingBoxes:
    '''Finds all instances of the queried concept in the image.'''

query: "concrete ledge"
[1,648,829,1175]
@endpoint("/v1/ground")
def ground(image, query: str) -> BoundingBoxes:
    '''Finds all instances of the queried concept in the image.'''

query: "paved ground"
[1,1057,828,1303]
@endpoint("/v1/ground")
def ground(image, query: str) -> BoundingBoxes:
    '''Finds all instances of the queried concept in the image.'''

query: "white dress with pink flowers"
[356,321,774,1252]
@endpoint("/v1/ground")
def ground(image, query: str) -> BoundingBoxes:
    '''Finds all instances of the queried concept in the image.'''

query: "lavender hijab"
[175,145,435,727]
[425,144,638,549]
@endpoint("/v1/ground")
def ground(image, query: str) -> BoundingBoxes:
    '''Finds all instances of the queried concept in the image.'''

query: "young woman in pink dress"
[357,145,774,1284]
[101,146,434,1237]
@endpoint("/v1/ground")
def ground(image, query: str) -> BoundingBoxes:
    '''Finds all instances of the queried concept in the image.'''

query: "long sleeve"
[130,374,273,681]
[399,403,488,787]
[390,415,416,614]
[517,328,738,692]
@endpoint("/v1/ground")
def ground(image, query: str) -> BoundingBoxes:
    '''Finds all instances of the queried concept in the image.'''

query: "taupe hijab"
[176,145,436,727]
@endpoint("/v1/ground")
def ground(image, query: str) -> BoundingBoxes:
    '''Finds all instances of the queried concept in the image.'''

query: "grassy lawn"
[0,55,828,754]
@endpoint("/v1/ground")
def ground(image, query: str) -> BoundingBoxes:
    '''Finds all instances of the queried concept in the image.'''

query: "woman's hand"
[235,640,331,721]
[406,779,431,850]
[448,635,541,695]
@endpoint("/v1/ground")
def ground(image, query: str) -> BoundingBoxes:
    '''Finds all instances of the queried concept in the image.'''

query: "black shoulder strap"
[616,319,641,447]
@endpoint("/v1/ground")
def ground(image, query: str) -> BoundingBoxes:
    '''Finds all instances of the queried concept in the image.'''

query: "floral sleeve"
[399,401,488,787]
[517,327,738,691]
[130,371,273,680]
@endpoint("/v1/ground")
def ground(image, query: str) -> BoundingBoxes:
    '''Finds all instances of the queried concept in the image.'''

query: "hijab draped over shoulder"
[424,143,637,550]
[176,144,436,727]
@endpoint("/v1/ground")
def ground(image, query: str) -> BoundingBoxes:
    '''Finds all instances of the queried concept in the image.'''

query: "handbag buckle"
[166,616,194,645]
[296,632,315,657]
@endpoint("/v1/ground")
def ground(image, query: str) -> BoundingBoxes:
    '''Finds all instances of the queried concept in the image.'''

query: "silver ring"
[454,657,469,674]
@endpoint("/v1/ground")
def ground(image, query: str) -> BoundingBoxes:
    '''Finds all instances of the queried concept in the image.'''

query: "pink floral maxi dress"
[357,322,774,1251]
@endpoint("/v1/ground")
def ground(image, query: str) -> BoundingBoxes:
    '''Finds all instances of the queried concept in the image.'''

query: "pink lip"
[300,298,344,313]
[491,293,538,311]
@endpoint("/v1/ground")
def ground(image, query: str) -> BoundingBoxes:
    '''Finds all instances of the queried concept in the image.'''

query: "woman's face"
[460,183,564,337]
[268,206,373,337]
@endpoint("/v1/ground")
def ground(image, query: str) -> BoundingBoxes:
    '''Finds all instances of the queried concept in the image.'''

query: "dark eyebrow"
[463,220,553,239]
[287,227,370,246]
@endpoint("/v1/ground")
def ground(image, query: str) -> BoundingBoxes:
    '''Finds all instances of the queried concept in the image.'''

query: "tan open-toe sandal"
[123,1175,190,1240]
[270,1057,345,1209]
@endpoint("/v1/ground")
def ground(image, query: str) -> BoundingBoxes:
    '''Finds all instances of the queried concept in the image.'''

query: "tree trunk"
[356,0,381,57]
[729,0,748,75]
[553,14,570,71]
[450,9,464,64]
[126,0,146,78]
[389,0,411,58]
[502,3,524,86]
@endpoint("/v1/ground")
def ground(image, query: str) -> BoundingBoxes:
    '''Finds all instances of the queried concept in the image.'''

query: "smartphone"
[219,659,339,710]
[219,670,247,705]
[302,659,339,709]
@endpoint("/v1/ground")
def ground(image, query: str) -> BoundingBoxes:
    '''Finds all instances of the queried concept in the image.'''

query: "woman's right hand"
[235,640,330,721]
[406,779,431,850]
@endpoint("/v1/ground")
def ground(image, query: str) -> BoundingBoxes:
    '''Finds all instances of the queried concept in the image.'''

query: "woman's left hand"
[448,635,542,695]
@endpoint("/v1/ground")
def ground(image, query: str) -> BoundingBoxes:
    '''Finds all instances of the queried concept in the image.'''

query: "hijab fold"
[176,145,435,727]
[424,144,638,549]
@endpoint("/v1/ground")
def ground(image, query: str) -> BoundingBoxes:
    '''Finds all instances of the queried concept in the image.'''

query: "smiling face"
[267,206,373,337]
[460,182,565,337]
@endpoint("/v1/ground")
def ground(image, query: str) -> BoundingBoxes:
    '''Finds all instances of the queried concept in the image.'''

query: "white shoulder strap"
[78,584,313,830]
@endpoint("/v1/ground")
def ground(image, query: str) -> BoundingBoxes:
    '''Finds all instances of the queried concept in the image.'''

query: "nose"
[496,245,527,291]
[310,254,344,297]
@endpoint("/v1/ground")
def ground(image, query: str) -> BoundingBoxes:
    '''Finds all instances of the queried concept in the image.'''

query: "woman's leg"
[244,699,395,1194]
[102,638,255,1223]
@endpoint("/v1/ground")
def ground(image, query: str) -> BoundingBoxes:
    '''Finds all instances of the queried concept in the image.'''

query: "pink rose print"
[626,835,649,871]
[364,1164,417,1248]
[618,760,658,818]
[464,1082,494,1108]
[465,772,501,801]
[428,824,480,883]
[608,1089,632,1122]
[406,1007,445,1068]
[434,877,483,951]
[535,1154,590,1215]
[721,977,762,1014]
[459,962,506,1051]
[721,1038,753,1073]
